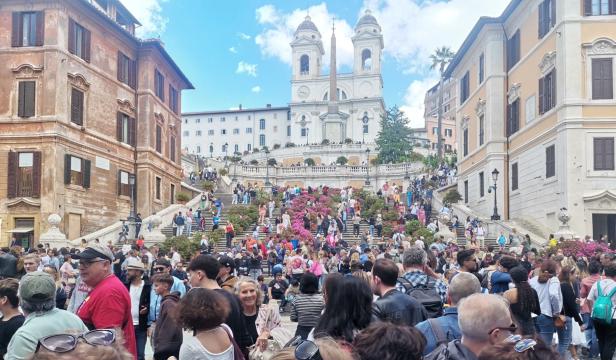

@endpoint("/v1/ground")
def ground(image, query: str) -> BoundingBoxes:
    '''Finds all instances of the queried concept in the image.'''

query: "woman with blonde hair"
[42,264,67,309]
[235,277,284,355]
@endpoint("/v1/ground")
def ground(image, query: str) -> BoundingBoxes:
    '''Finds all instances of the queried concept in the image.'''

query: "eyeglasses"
[489,323,518,335]
[36,329,116,353]
[284,336,321,360]
[78,259,106,268]
[153,267,166,272]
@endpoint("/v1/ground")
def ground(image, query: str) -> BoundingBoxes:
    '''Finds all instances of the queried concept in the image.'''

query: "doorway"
[592,214,616,244]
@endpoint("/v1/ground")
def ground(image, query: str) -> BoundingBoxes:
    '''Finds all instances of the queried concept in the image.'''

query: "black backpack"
[398,276,443,318]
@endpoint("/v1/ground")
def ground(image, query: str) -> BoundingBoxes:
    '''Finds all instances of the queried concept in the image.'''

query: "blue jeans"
[135,326,147,360]
[369,225,374,237]
[535,314,555,346]
[556,316,572,357]
[583,313,600,357]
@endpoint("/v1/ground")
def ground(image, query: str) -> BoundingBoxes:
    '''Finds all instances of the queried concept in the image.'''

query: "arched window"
[300,55,309,75]
[323,88,348,101]
[362,49,372,70]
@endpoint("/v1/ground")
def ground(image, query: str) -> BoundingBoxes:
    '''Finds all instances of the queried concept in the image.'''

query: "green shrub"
[200,180,215,191]
[344,138,353,144]
[273,144,281,150]
[304,158,316,166]
[250,159,259,165]
[252,148,260,153]
[382,223,394,238]
[443,189,462,204]
[336,156,348,165]
[267,158,277,166]
[285,142,296,148]
[162,233,201,260]
[227,205,258,233]
[175,192,190,202]
[321,139,330,145]
[209,228,226,247]
[409,152,425,162]
[405,220,422,235]
[219,168,228,176]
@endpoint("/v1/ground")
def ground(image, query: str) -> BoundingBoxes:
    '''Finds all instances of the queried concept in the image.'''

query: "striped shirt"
[290,293,325,327]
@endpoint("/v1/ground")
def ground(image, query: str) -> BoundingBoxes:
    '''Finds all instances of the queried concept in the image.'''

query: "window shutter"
[24,81,35,118]
[117,52,123,82]
[83,159,91,188]
[129,59,136,89]
[83,28,91,63]
[18,82,26,117]
[550,0,556,27]
[7,151,18,199]
[592,59,602,99]
[584,0,592,15]
[538,2,545,38]
[551,68,557,110]
[538,77,545,114]
[64,154,71,184]
[168,84,172,108]
[32,151,41,197]
[594,139,602,170]
[604,59,614,99]
[68,18,75,54]
[117,170,122,195]
[35,11,44,46]
[607,138,615,170]
[12,13,22,47]
[71,88,83,125]
[117,112,123,141]
[129,117,136,147]
[612,0,616,14]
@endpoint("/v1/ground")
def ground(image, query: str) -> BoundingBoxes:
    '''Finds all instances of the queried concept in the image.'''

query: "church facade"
[182,11,385,157]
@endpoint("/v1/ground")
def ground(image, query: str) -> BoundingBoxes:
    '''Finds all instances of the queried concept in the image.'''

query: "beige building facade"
[449,0,616,240]
[0,0,193,247]
[423,79,457,153]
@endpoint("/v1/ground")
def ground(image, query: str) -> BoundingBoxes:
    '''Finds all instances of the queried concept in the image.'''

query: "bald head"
[449,272,481,305]
[458,293,512,342]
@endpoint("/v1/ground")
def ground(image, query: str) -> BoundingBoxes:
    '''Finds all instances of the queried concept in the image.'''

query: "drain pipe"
[500,22,511,221]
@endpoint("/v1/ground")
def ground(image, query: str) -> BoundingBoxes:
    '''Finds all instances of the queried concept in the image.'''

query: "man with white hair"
[416,272,481,354]
[425,293,517,360]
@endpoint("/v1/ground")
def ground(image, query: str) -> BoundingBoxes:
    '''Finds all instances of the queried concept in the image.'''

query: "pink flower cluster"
[558,240,613,258]
[286,192,335,242]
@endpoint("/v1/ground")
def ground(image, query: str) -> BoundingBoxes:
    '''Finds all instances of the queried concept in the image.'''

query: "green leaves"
[375,106,414,164]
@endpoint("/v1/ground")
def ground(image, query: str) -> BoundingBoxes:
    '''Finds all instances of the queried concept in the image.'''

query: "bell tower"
[352,10,383,75]
[290,15,324,81]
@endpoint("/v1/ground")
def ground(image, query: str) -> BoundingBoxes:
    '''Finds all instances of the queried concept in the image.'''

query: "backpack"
[398,276,443,318]
[591,281,616,325]
[481,270,495,293]
[423,319,452,360]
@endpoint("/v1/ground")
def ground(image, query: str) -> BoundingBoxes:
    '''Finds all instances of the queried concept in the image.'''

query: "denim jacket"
[416,307,461,355]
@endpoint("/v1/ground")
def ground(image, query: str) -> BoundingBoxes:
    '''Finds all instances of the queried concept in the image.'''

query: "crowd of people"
[1,184,616,360]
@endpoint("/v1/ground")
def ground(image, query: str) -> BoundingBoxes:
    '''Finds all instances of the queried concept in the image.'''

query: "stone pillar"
[39,214,69,248]
[143,215,166,245]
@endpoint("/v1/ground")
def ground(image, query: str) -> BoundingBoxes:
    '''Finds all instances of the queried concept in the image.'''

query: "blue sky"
[123,0,511,127]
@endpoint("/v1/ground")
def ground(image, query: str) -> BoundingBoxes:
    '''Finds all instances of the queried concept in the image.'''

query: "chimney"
[239,104,242,110]
[266,104,272,108]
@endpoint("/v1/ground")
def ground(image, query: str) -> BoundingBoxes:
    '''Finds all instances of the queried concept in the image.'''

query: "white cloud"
[400,76,439,128]
[251,86,262,93]
[254,3,355,69]
[229,47,237,53]
[236,61,258,77]
[238,32,252,40]
[122,0,169,38]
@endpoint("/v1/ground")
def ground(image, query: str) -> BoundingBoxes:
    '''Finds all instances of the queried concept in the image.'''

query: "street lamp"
[232,151,238,183]
[224,142,228,168]
[306,128,309,146]
[365,148,371,185]
[362,113,369,144]
[128,174,136,236]
[264,148,272,186]
[489,168,500,220]
[209,142,213,159]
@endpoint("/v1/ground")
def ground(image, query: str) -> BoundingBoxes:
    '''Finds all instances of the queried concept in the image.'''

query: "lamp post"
[489,168,500,220]
[365,148,371,185]
[232,152,238,183]
[224,142,228,168]
[209,142,213,159]
[264,148,272,186]
[128,174,136,237]
[362,113,369,144]
[404,168,410,187]
[306,128,309,146]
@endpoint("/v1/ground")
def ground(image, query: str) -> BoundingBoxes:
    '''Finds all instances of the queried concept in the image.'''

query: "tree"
[267,158,277,166]
[443,189,462,205]
[375,106,413,164]
[336,156,348,165]
[304,158,316,166]
[430,46,455,162]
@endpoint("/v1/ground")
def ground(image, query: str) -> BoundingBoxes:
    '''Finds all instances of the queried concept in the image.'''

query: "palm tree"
[430,46,455,162]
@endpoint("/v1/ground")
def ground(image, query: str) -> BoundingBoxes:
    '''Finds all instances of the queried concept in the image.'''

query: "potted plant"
[175,192,190,204]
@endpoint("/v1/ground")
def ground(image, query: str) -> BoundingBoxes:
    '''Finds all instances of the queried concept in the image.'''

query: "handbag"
[554,314,566,329]
[248,305,290,360]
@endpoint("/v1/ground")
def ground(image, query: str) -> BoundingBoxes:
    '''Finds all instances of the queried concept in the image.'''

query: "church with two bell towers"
[289,10,385,145]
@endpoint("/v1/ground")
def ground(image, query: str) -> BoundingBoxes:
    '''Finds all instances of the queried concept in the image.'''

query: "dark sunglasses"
[489,323,518,335]
[284,336,322,360]
[36,329,116,353]
[153,267,166,272]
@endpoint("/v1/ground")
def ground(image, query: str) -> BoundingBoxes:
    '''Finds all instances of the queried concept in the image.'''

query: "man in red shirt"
[74,244,137,358]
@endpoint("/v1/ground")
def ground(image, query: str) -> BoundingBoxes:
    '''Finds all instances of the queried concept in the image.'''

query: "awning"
[7,227,34,233]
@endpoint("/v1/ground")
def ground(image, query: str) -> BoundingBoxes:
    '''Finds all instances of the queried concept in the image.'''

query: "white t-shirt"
[129,282,144,325]
[588,278,616,319]
[179,333,233,360]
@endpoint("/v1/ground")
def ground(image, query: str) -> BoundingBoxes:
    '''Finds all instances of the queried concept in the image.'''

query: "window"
[196,118,201,123]
[68,19,91,62]
[511,163,519,191]
[208,117,213,123]
[208,130,214,135]
[259,134,266,147]
[507,99,520,136]
[273,126,278,132]
[538,0,556,39]
[117,51,136,88]
[479,172,485,197]
[182,130,189,136]
[221,129,227,135]
[64,154,90,188]
[300,54,309,75]
[507,30,520,71]
[196,130,202,136]
[18,81,35,118]
[184,119,187,124]
[301,128,307,137]
[222,144,227,152]
[220,117,226,122]
[362,49,372,70]
[584,0,614,15]
[12,12,43,47]
[247,144,252,151]
[117,170,131,197]
[445,129,453,137]
[525,96,536,124]
[463,128,469,156]
[7,151,41,198]
[592,58,614,100]
[594,137,615,170]
[116,112,135,146]
[460,71,470,104]
[479,53,485,84]
[70,88,84,125]
[169,136,176,162]
[479,114,485,146]
[363,124,369,134]
[246,128,253,134]
[287,111,291,121]
[233,128,239,134]
[287,125,291,137]
[234,144,239,153]
[432,127,438,134]
[235,116,239,121]
[259,119,266,130]
[155,177,161,200]
[196,146,201,153]
[545,144,555,178]
[154,70,164,100]
[464,180,469,203]
[155,124,162,153]
[169,85,178,114]
[170,184,175,204]
[539,68,556,114]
